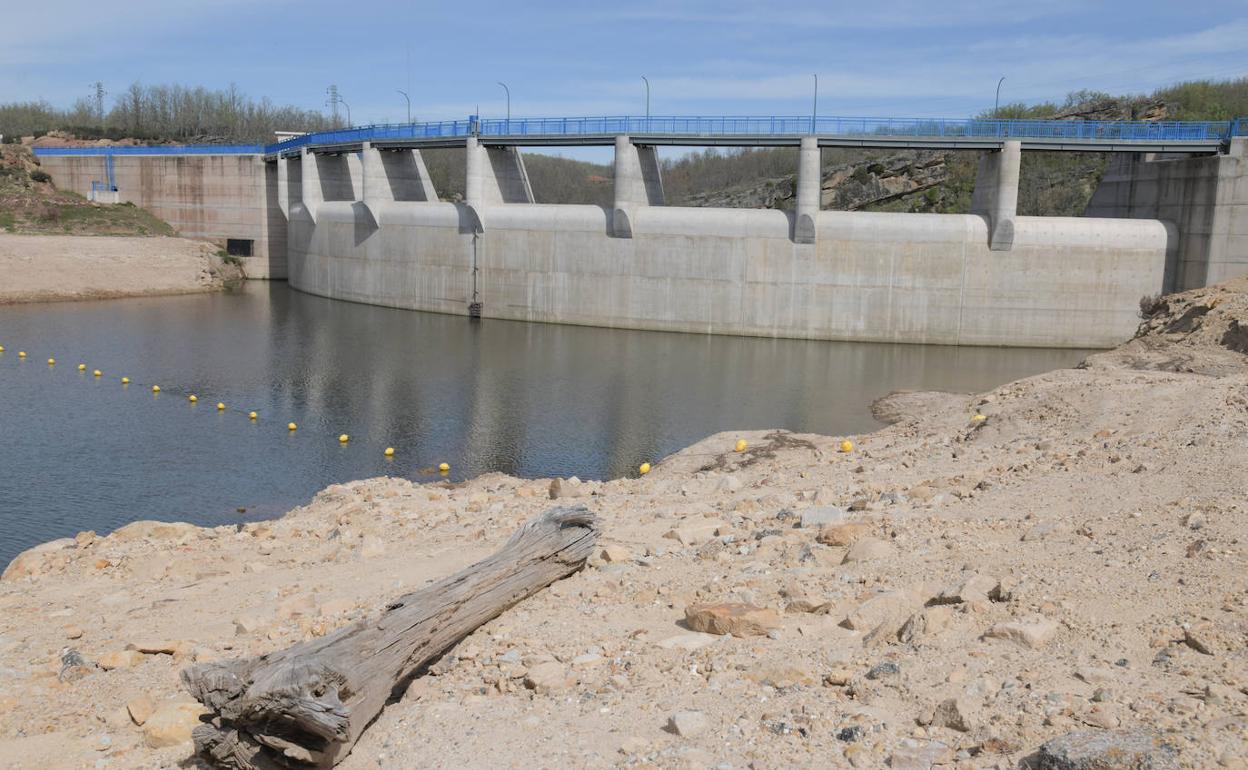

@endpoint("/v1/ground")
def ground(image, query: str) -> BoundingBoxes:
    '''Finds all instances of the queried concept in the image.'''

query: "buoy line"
[0,345,458,466]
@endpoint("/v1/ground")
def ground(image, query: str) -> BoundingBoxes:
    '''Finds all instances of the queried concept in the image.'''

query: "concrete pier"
[971,140,1021,251]
[793,136,821,244]
[611,135,665,238]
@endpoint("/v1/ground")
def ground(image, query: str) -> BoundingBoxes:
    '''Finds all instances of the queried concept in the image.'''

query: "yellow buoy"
[339,434,349,444]
[216,402,225,410]
[0,345,5,352]
[18,351,27,358]
[189,394,198,403]
[121,377,130,385]
[78,363,86,371]
[735,438,748,452]
[972,413,987,422]
[93,369,102,377]
[839,439,854,453]
[152,385,161,393]
[384,447,395,457]
[248,411,258,420]
[438,462,450,473]
[639,462,651,475]
[47,358,55,365]
[287,422,297,431]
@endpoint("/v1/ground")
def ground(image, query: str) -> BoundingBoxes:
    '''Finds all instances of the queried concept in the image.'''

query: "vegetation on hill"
[0,146,174,236]
[0,83,333,145]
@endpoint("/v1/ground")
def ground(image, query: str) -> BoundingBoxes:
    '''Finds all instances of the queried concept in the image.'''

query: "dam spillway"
[33,115,1248,348]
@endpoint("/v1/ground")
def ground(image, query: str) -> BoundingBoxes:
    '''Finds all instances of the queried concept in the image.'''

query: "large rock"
[684,603,780,636]
[817,522,873,547]
[984,615,1059,649]
[931,696,979,732]
[842,536,894,564]
[800,506,846,529]
[1,538,75,581]
[1030,729,1177,769]
[523,661,573,693]
[97,649,145,671]
[110,520,202,542]
[666,710,709,738]
[930,573,998,605]
[842,590,920,645]
[142,698,207,748]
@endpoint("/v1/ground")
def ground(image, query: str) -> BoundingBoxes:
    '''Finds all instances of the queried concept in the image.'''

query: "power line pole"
[91,81,106,128]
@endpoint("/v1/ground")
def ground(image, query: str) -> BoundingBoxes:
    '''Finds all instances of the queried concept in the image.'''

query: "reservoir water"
[0,283,1091,565]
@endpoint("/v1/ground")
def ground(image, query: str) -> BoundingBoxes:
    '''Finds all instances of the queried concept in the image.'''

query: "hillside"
[0,145,173,236]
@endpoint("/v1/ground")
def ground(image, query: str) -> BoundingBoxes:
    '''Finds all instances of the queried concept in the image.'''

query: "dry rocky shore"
[1,279,1247,769]
[0,234,242,304]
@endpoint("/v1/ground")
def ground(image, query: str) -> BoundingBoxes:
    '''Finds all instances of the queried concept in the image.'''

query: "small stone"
[824,668,854,686]
[666,710,709,738]
[143,698,207,748]
[799,506,846,529]
[127,695,155,726]
[888,739,951,770]
[1031,729,1177,770]
[866,661,900,680]
[984,615,1058,649]
[58,648,94,681]
[684,603,780,637]
[837,725,864,742]
[64,625,84,640]
[931,697,979,732]
[842,536,893,564]
[524,661,573,693]
[97,649,145,671]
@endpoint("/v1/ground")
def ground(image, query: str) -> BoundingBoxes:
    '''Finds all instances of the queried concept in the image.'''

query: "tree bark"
[182,505,599,769]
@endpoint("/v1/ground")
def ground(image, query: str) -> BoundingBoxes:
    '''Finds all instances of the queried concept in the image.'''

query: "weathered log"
[182,505,599,769]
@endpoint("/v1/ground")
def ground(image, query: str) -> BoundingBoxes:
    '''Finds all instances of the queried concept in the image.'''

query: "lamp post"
[642,75,650,121]
[811,73,818,134]
[994,76,1005,117]
[497,81,511,124]
[397,90,411,123]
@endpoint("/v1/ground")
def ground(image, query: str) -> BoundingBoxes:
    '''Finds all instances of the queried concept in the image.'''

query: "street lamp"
[994,76,1005,117]
[811,73,818,134]
[642,75,650,120]
[497,81,511,123]
[397,90,411,123]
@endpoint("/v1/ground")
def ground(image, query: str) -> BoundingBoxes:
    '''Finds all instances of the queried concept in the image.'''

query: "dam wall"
[35,153,287,279]
[1087,138,1247,292]
[288,197,1170,348]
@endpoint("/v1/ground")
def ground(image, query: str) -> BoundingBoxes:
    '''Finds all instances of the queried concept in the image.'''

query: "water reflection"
[0,283,1090,563]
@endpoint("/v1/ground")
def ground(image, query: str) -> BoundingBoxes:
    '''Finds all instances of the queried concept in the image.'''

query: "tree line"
[0,83,335,144]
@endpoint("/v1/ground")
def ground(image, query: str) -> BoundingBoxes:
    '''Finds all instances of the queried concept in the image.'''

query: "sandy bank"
[0,279,1246,769]
[0,234,242,304]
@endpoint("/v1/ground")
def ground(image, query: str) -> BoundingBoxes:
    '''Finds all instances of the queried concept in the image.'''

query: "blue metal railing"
[29,114,1247,158]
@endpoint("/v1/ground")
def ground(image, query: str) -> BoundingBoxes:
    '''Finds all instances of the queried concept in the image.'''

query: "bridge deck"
[30,114,1245,160]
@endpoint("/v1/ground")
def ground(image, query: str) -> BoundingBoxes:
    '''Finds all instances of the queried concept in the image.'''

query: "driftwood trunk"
[182,505,599,770]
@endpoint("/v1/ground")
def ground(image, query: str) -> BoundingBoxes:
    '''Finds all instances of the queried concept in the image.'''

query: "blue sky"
[4,0,1247,125]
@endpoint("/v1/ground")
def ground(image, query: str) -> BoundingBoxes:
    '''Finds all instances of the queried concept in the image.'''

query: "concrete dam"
[34,116,1248,348]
